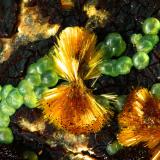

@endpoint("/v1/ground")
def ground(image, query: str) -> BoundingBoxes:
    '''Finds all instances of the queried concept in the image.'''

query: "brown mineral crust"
[0,36,57,86]
[0,0,60,62]
[28,0,87,26]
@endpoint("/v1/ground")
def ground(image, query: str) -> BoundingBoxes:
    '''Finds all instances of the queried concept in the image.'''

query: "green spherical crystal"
[0,111,10,127]
[142,34,159,46]
[142,17,160,34]
[99,60,119,77]
[24,91,37,109]
[25,73,41,87]
[115,56,133,75]
[96,42,113,59]
[18,79,34,95]
[0,127,13,144]
[41,71,59,87]
[35,86,48,99]
[104,33,126,57]
[0,100,15,116]
[27,63,39,74]
[136,39,153,53]
[1,85,14,99]
[0,85,2,101]
[36,56,54,74]
[131,33,142,45]
[133,52,149,70]
[106,141,123,155]
[151,83,160,98]
[114,95,127,112]
[6,88,24,109]
[23,151,38,160]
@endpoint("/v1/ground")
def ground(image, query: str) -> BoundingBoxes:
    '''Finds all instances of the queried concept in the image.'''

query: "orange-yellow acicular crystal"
[39,27,111,134]
[39,79,108,134]
[117,88,160,149]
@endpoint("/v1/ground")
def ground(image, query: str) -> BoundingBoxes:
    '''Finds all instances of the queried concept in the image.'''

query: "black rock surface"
[0,0,159,159]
